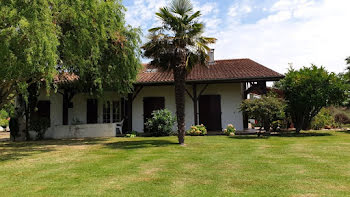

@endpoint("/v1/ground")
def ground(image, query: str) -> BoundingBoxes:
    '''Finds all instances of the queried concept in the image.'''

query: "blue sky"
[123,0,350,74]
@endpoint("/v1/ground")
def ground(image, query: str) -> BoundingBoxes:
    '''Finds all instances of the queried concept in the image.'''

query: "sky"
[123,0,350,74]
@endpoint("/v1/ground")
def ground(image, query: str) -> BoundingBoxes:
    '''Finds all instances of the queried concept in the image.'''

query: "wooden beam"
[185,88,194,100]
[132,85,143,101]
[198,84,209,97]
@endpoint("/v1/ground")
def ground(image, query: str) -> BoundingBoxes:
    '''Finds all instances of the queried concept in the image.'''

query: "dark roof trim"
[135,76,284,86]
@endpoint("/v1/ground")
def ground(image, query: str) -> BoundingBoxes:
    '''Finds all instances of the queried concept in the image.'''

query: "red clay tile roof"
[137,59,284,84]
[55,59,283,85]
[54,72,79,84]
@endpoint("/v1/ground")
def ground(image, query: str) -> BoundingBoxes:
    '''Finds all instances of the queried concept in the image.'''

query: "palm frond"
[187,11,201,22]
[170,0,193,15]
[143,0,217,72]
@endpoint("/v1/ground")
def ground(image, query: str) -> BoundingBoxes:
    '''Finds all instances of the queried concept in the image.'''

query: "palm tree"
[142,0,216,145]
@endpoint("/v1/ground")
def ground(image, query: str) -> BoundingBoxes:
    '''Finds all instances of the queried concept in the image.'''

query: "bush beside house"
[186,125,207,136]
[145,109,176,137]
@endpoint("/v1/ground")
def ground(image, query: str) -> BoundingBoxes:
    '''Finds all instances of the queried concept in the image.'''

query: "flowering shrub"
[223,124,236,136]
[186,124,207,136]
[145,109,176,136]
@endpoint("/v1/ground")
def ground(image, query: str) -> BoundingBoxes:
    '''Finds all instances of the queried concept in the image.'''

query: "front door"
[87,99,98,124]
[199,95,222,131]
[143,97,165,131]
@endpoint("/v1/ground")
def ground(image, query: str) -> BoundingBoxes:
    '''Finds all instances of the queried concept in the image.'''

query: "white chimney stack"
[208,49,215,64]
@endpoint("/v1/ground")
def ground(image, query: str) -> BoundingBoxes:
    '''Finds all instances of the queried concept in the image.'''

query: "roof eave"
[135,76,284,86]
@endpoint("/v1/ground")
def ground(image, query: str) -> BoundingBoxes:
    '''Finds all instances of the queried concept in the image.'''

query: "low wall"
[44,123,117,139]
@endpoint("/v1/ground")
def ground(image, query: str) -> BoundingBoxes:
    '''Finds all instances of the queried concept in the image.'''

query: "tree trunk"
[173,65,187,145]
[10,95,27,141]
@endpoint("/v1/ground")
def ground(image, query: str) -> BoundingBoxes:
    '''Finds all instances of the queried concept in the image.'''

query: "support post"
[127,93,133,132]
[192,84,198,125]
[62,90,68,125]
[242,82,249,129]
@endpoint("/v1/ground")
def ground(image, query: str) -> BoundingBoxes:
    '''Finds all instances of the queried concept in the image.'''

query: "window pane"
[103,101,111,123]
[113,101,120,122]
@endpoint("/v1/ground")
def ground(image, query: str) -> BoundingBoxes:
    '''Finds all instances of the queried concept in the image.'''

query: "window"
[103,101,111,123]
[103,100,121,123]
[113,101,121,122]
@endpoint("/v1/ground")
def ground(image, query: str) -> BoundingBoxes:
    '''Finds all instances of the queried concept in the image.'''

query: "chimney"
[208,49,215,64]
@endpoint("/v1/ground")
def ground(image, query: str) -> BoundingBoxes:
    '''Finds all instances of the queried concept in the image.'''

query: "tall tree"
[278,65,347,133]
[0,0,59,109]
[2,0,142,140]
[52,0,141,96]
[142,0,216,145]
[52,0,142,125]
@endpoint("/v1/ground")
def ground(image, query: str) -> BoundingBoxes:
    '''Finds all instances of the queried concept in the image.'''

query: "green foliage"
[0,0,59,108]
[186,124,207,136]
[240,95,285,132]
[0,0,142,109]
[53,0,142,95]
[278,65,347,132]
[29,117,50,140]
[145,109,176,137]
[311,108,336,130]
[125,131,138,138]
[223,124,236,136]
[334,113,350,125]
[0,110,9,127]
[142,0,216,71]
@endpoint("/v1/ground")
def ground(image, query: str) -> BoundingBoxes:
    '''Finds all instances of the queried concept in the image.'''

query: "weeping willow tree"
[1,0,142,141]
[53,0,141,95]
[0,0,58,109]
[142,0,216,145]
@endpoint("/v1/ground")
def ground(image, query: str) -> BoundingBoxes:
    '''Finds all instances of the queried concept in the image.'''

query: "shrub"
[145,109,176,136]
[334,113,350,124]
[29,117,50,140]
[186,124,207,136]
[240,94,285,132]
[277,65,347,133]
[271,120,283,132]
[311,108,336,130]
[223,124,236,136]
[0,110,9,127]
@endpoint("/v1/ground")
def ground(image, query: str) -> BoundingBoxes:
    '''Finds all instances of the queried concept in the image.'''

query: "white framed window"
[103,100,121,123]
[103,101,111,123]
[112,101,121,122]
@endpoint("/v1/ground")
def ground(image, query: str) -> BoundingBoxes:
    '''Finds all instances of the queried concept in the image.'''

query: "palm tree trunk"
[173,65,187,145]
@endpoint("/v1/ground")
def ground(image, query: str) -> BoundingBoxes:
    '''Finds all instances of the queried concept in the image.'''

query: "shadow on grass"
[230,135,269,139]
[105,139,178,150]
[0,138,107,162]
[230,131,332,139]
[273,132,333,137]
[338,130,350,134]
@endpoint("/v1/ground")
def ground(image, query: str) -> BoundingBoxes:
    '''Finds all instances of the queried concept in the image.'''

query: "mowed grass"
[1,131,350,196]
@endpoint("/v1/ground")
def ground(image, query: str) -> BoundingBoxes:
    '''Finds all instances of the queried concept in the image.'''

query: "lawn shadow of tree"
[229,135,269,139]
[273,132,333,137]
[230,131,332,139]
[104,139,178,150]
[337,130,350,134]
[0,138,108,162]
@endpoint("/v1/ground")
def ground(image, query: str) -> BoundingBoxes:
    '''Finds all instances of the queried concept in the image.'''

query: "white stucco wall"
[37,82,243,138]
[38,90,63,127]
[37,90,122,139]
[132,83,243,132]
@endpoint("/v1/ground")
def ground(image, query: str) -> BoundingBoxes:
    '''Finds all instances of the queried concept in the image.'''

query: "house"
[34,51,283,139]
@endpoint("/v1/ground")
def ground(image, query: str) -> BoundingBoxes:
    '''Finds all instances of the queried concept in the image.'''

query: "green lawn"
[1,131,350,196]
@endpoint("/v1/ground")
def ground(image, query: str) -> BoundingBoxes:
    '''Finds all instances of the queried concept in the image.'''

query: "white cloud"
[125,0,350,74]
[213,0,350,74]
[125,0,167,28]
[227,0,253,25]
